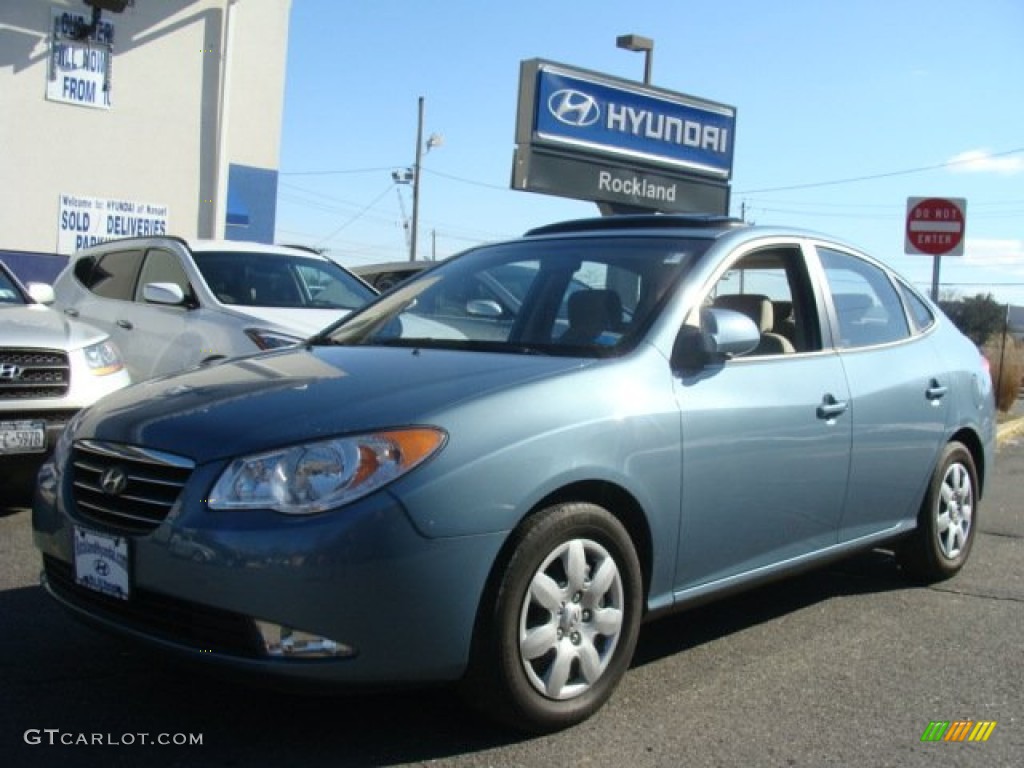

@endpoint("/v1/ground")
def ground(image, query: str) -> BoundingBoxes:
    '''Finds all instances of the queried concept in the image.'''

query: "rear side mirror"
[673,307,760,370]
[143,282,186,306]
[27,282,55,305]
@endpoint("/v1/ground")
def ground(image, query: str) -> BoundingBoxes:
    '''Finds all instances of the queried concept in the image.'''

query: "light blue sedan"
[33,215,995,733]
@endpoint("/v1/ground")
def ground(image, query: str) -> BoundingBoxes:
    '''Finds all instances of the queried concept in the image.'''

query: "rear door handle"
[116,319,133,330]
[63,307,79,318]
[817,394,849,421]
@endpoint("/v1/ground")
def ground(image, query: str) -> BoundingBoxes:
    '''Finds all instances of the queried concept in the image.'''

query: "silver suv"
[51,237,377,382]
[0,260,130,500]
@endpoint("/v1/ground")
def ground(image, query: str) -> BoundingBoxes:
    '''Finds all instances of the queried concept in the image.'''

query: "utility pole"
[410,96,424,261]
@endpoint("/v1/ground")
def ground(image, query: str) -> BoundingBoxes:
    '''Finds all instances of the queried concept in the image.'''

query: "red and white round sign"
[905,197,966,256]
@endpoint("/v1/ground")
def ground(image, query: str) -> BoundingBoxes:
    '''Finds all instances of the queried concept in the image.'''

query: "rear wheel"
[898,441,978,583]
[461,502,642,733]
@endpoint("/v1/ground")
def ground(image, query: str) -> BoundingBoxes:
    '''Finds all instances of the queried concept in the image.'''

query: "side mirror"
[673,307,760,371]
[143,282,186,306]
[466,299,503,318]
[27,282,55,305]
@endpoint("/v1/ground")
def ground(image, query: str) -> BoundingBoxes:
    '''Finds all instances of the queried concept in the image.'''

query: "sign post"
[904,197,967,301]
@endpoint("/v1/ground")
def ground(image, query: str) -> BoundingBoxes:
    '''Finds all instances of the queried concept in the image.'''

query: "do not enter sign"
[905,197,967,256]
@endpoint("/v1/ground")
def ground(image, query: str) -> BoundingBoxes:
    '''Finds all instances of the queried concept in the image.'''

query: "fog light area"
[255,620,356,659]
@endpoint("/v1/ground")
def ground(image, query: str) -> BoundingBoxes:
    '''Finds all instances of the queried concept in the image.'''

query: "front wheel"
[461,502,642,733]
[898,441,978,583]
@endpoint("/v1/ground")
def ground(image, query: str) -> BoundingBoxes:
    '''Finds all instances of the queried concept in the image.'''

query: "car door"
[673,243,852,595]
[125,247,202,380]
[64,248,144,371]
[814,245,949,541]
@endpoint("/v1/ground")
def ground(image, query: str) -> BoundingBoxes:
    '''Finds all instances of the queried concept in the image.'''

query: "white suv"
[0,260,130,501]
[51,237,377,383]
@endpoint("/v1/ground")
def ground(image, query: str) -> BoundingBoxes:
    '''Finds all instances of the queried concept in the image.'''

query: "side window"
[818,247,910,348]
[897,279,935,333]
[86,250,143,301]
[72,255,96,286]
[703,246,821,356]
[135,249,191,302]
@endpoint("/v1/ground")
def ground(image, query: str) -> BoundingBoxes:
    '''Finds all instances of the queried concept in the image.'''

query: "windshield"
[0,266,29,305]
[192,251,377,310]
[322,236,708,356]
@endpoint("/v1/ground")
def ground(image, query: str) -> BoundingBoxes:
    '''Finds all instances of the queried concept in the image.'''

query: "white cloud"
[947,149,1024,175]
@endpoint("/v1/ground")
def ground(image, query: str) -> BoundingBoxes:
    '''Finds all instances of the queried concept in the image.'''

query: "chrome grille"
[0,348,70,399]
[71,440,194,534]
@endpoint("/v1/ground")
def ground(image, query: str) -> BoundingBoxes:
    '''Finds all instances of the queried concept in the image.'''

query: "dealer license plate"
[0,420,46,454]
[74,527,131,601]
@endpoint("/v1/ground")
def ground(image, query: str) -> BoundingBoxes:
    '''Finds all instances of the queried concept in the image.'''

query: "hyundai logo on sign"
[529,64,736,179]
[548,89,601,127]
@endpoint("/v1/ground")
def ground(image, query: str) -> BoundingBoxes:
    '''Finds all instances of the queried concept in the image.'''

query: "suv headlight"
[83,339,125,375]
[207,428,446,515]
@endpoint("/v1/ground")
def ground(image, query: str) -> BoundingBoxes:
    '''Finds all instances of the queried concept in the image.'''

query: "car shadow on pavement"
[632,548,909,668]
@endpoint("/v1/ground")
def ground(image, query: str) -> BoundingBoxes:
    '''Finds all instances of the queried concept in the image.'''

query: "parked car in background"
[50,237,377,382]
[34,215,995,732]
[1,259,130,501]
[350,260,431,292]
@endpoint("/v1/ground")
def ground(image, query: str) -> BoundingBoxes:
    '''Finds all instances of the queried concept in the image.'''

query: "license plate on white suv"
[0,419,46,454]
[73,526,131,600]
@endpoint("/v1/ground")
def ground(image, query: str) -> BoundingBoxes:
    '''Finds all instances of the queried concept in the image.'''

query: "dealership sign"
[47,8,114,110]
[513,59,737,214]
[57,194,169,254]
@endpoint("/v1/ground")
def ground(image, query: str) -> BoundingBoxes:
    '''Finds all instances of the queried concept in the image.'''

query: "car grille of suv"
[71,440,194,534]
[0,348,70,399]
[43,555,263,657]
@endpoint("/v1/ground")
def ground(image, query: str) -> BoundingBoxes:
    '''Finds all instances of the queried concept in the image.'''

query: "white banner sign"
[58,194,170,254]
[47,8,115,110]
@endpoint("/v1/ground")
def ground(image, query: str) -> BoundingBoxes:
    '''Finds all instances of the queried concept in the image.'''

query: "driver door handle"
[116,319,133,330]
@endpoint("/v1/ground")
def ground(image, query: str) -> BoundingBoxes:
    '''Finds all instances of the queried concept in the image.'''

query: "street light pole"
[410,96,424,262]
[616,33,654,85]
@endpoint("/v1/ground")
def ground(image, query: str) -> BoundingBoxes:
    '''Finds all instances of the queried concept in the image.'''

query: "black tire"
[461,502,642,733]
[898,441,978,583]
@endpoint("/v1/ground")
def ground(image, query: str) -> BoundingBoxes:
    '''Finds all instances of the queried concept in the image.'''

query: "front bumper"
[33,457,506,686]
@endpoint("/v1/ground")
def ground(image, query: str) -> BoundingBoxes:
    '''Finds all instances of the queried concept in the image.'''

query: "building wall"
[0,0,291,262]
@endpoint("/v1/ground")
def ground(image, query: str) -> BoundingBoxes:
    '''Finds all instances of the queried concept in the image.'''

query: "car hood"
[0,304,108,349]
[225,306,351,337]
[79,345,590,463]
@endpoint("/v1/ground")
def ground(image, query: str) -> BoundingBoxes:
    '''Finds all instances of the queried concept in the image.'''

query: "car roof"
[523,213,747,237]
[73,236,332,262]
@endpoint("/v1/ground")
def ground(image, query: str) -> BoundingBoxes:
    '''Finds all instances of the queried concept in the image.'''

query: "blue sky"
[276,0,1024,304]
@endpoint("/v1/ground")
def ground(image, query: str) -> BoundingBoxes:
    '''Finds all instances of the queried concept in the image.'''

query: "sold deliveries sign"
[57,194,169,254]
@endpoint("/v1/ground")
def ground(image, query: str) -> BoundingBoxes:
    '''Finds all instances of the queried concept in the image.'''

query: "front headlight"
[207,427,446,515]
[83,339,124,375]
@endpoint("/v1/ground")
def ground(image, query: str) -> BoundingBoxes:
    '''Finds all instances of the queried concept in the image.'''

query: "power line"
[737,147,1024,195]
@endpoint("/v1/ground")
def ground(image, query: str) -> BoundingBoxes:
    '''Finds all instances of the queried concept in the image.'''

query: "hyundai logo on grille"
[0,363,24,381]
[547,89,600,127]
[99,466,129,496]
